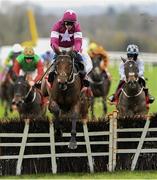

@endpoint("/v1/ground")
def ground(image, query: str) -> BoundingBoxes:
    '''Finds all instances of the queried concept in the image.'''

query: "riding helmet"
[127,44,139,55]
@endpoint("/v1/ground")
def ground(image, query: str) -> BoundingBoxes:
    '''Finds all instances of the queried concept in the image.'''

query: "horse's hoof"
[68,140,77,149]
[55,129,63,137]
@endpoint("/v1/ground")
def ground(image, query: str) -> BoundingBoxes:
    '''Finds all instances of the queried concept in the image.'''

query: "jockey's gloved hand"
[29,80,35,87]
[70,50,78,59]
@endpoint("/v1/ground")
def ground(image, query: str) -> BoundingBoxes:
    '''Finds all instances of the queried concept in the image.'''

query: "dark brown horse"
[47,52,88,149]
[0,68,15,116]
[89,54,111,118]
[117,58,148,117]
[12,75,46,119]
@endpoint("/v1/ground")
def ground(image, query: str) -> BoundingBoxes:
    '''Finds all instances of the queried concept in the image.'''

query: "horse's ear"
[121,57,126,63]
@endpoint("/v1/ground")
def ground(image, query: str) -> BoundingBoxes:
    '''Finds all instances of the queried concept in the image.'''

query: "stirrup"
[108,95,115,102]
[149,96,155,104]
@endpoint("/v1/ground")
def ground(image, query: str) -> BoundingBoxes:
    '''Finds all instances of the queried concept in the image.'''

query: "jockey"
[49,9,93,95]
[2,43,23,82]
[109,44,155,104]
[88,42,99,58]
[41,50,55,66]
[5,43,23,70]
[88,44,111,79]
[13,46,44,86]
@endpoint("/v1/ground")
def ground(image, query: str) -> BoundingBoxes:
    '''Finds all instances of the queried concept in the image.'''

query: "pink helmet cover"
[62,9,77,22]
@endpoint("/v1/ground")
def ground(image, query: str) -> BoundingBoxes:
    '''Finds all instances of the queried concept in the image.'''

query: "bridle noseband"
[122,60,143,98]
[55,54,79,86]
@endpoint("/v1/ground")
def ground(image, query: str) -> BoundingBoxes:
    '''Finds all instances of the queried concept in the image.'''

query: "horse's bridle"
[121,87,144,98]
[24,85,36,103]
[13,81,36,104]
[55,55,79,85]
[122,75,143,98]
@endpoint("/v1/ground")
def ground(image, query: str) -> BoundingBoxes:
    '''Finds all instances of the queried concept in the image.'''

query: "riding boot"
[139,77,155,104]
[74,54,85,73]
[109,80,125,102]
[138,77,146,87]
[76,53,84,62]
[144,87,155,104]
[81,74,93,97]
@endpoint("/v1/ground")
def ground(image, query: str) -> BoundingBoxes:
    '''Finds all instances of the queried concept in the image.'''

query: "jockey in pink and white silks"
[48,9,93,94]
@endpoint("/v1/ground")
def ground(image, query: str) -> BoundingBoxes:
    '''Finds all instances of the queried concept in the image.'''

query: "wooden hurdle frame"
[0,112,157,175]
[0,119,112,175]
[110,111,157,171]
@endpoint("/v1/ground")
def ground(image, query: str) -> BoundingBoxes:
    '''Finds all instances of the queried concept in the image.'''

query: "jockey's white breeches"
[80,52,93,74]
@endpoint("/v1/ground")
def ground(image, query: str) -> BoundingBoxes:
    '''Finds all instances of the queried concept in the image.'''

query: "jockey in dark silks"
[41,50,55,69]
[48,9,93,96]
[88,42,111,80]
[109,44,155,104]
[13,47,44,86]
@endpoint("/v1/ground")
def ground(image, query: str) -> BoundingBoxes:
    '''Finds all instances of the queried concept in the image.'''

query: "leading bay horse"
[89,54,111,118]
[47,51,88,149]
[117,58,148,117]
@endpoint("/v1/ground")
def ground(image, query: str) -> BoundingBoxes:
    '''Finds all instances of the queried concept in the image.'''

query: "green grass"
[0,64,156,119]
[2,171,157,179]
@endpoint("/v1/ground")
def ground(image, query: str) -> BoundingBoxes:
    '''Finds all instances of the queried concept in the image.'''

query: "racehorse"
[12,75,46,119]
[0,68,15,116]
[117,58,148,117]
[89,54,111,118]
[47,51,89,149]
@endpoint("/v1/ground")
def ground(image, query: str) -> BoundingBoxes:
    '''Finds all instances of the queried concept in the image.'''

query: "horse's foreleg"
[49,100,62,137]
[102,97,107,116]
[90,97,95,120]
[4,102,8,117]
[68,110,79,150]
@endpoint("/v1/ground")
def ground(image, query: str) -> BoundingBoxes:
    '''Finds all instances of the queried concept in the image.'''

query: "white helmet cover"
[12,43,23,53]
[127,44,139,55]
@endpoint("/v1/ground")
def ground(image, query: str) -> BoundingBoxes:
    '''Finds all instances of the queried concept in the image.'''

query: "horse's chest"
[57,93,78,105]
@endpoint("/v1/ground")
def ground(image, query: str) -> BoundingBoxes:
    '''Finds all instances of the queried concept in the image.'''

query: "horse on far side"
[0,68,15,116]
[117,58,148,117]
[12,75,46,119]
[89,54,111,118]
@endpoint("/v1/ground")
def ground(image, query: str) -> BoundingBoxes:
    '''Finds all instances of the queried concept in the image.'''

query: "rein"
[56,55,79,85]
[89,77,104,85]
[24,86,37,103]
[16,81,37,103]
[121,87,144,98]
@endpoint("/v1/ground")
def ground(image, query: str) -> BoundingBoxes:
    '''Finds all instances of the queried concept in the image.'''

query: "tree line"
[0,3,157,52]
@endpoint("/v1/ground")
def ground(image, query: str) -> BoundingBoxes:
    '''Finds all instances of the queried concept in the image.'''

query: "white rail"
[0,120,111,175]
[1,114,157,174]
